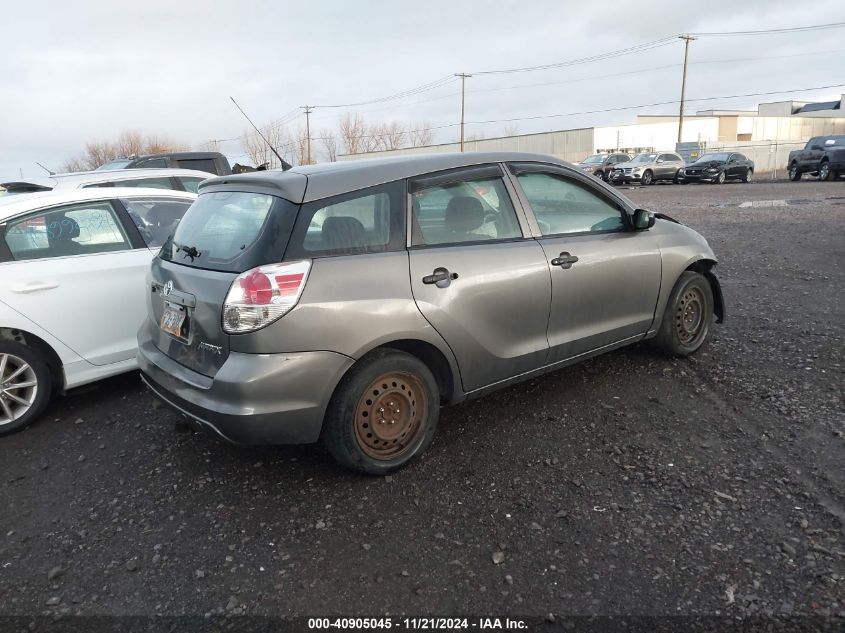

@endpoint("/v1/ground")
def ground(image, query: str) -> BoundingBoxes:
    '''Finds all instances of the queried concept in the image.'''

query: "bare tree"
[116,130,145,157]
[319,129,338,162]
[409,121,434,147]
[241,122,292,169]
[339,113,366,155]
[503,124,519,137]
[199,139,221,152]
[379,121,406,150]
[61,130,188,172]
[61,156,89,173]
[291,125,311,166]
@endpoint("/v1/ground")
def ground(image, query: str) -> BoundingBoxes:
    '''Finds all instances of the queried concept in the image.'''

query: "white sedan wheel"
[0,352,39,426]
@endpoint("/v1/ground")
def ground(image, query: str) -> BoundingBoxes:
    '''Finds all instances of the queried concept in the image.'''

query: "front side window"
[410,173,521,246]
[287,181,405,257]
[515,171,625,236]
[4,201,131,261]
[121,197,193,247]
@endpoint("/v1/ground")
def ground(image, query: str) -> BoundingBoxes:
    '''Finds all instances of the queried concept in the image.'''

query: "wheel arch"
[356,339,459,405]
[683,259,724,323]
[0,327,65,393]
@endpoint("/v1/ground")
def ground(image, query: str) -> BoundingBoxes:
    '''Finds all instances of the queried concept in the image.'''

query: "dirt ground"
[0,180,842,625]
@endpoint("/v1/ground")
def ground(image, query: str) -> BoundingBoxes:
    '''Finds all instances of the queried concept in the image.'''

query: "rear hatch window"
[159,191,298,273]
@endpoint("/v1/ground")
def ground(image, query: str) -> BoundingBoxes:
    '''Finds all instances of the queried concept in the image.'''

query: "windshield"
[96,159,132,171]
[159,190,298,273]
[581,155,605,164]
[694,153,730,163]
[631,153,658,163]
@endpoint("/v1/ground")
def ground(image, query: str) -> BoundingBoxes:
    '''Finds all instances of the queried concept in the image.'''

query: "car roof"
[0,168,213,191]
[0,187,196,222]
[199,152,576,203]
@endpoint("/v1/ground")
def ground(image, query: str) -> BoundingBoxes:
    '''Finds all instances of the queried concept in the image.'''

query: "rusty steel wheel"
[354,372,426,460]
[322,349,440,475]
[675,286,705,345]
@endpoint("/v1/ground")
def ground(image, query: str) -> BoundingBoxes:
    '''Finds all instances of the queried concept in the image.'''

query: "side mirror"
[633,208,655,230]
[656,159,664,164]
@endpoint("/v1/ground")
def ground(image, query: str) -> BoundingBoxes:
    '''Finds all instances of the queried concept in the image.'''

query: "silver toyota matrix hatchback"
[138,152,724,474]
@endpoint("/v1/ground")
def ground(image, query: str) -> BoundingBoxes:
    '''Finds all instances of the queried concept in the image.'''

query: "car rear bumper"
[137,332,354,445]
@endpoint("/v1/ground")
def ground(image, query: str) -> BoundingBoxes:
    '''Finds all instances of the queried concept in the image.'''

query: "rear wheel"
[673,170,682,184]
[653,272,714,357]
[322,349,439,475]
[640,170,653,186]
[742,168,753,183]
[789,163,801,181]
[819,161,832,181]
[0,341,52,436]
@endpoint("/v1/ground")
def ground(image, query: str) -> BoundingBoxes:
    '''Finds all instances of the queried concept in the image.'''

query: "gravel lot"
[1,180,842,623]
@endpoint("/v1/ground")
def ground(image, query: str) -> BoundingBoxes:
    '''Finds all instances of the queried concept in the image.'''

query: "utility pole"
[302,105,314,165]
[677,35,696,144]
[455,73,472,152]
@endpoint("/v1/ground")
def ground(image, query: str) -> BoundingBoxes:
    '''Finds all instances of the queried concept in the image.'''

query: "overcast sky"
[2,0,844,180]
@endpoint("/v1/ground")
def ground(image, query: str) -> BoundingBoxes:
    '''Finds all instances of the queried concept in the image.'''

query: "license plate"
[160,302,187,338]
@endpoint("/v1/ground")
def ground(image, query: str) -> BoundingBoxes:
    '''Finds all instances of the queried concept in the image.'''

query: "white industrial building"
[340,95,845,176]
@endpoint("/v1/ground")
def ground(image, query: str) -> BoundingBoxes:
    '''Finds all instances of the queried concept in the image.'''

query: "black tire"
[594,170,605,181]
[673,170,682,184]
[0,341,52,436]
[712,171,726,185]
[640,170,653,186]
[652,272,714,357]
[742,168,753,183]
[789,163,801,181]
[818,161,833,181]
[321,349,439,475]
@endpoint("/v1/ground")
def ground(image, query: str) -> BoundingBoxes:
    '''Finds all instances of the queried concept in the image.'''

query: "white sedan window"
[4,201,131,261]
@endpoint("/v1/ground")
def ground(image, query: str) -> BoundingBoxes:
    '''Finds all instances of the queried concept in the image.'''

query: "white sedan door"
[0,199,152,366]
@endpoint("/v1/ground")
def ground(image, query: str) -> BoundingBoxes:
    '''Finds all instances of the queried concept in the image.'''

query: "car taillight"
[222,260,311,334]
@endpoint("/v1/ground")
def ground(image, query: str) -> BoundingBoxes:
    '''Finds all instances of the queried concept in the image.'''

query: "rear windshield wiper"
[174,242,202,261]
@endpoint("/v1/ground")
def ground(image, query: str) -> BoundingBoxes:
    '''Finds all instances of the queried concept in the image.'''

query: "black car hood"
[690,160,726,169]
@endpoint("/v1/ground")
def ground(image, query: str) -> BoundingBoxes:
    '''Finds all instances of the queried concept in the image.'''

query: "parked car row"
[577,151,754,186]
[1,168,212,196]
[1,151,724,476]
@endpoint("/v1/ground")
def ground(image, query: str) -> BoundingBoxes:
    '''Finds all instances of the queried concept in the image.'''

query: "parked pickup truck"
[788,136,845,181]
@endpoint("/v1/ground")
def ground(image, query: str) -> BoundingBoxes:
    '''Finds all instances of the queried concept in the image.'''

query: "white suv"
[0,187,196,434]
[0,168,211,196]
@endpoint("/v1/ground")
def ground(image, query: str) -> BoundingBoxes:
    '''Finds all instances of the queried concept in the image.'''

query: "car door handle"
[550,253,579,269]
[9,281,59,293]
[422,267,459,285]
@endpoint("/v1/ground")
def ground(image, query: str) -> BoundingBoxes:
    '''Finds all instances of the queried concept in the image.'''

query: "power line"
[691,21,845,37]
[311,75,456,109]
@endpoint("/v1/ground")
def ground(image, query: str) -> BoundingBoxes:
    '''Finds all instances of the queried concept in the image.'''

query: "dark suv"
[576,154,631,181]
[138,152,723,474]
[97,152,232,176]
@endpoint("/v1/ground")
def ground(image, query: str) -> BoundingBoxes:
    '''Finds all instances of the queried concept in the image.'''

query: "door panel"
[409,241,551,391]
[538,232,661,362]
[0,250,153,365]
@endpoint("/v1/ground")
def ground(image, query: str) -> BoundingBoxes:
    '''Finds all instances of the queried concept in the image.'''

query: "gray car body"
[137,152,722,445]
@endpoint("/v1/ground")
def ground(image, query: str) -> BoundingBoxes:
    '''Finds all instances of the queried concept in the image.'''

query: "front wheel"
[321,349,439,475]
[789,163,801,181]
[712,171,726,184]
[819,161,832,181]
[652,272,714,356]
[640,170,653,186]
[0,341,52,436]
[742,168,753,183]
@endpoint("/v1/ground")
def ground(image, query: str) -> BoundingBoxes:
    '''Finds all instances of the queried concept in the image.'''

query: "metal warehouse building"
[340,95,845,176]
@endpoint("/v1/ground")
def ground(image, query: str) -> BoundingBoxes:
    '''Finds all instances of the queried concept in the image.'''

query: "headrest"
[445,196,484,233]
[322,216,367,250]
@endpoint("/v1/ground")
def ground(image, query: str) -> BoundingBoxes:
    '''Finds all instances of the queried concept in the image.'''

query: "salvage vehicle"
[788,135,845,181]
[576,153,631,181]
[1,168,211,196]
[609,152,684,185]
[0,188,196,435]
[137,152,724,475]
[96,151,232,176]
[680,152,754,184]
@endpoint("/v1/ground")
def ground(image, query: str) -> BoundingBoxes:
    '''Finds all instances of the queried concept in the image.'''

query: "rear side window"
[121,197,193,248]
[179,176,206,193]
[286,181,405,258]
[409,172,522,246]
[4,201,131,261]
[84,176,175,190]
[134,158,168,168]
[159,191,297,273]
[177,159,218,174]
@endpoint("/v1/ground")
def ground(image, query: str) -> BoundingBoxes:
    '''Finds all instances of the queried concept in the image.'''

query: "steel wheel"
[354,371,427,460]
[819,162,830,181]
[675,287,706,345]
[0,352,39,426]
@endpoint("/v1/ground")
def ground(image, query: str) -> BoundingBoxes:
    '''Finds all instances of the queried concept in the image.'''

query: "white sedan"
[0,167,211,196]
[0,187,196,434]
